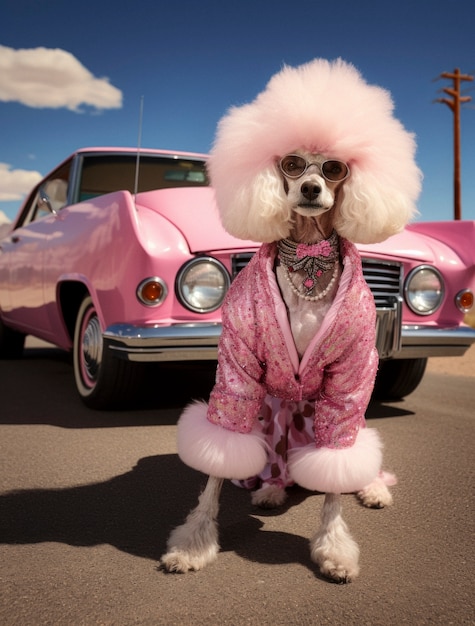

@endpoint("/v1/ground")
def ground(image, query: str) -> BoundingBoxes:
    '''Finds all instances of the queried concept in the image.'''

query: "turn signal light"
[455,289,474,313]
[137,277,168,306]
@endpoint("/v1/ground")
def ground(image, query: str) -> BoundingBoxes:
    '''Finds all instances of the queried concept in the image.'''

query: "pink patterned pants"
[235,395,315,490]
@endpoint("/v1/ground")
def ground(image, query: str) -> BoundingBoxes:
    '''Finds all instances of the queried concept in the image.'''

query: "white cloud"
[0,163,43,201]
[0,45,123,111]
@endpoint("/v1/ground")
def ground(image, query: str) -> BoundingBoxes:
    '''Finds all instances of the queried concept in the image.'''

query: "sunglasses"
[278,154,350,182]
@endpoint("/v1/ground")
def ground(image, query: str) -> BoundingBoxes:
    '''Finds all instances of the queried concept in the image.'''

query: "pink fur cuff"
[177,401,268,479]
[288,428,383,493]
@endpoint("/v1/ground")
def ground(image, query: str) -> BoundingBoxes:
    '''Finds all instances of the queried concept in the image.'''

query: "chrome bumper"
[375,299,402,360]
[103,314,475,364]
[104,323,222,362]
[396,324,475,358]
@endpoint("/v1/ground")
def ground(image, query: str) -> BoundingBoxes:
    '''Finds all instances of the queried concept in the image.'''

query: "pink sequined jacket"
[177,239,384,494]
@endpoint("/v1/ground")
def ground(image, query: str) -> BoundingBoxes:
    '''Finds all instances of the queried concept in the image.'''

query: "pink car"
[0,147,474,409]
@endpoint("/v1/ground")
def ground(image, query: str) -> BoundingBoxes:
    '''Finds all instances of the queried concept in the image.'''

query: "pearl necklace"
[277,231,340,301]
[282,262,339,301]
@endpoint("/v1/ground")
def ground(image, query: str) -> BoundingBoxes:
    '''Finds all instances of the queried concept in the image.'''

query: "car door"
[0,208,51,335]
[0,162,72,340]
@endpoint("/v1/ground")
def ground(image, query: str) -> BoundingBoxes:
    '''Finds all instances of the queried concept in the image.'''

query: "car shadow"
[0,346,217,428]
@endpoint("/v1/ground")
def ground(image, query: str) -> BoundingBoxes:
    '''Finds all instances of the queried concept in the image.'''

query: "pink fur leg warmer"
[177,400,268,479]
[288,428,383,493]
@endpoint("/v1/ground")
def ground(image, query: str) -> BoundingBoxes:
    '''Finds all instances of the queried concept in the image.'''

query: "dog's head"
[277,151,349,240]
[278,152,348,216]
[208,58,422,245]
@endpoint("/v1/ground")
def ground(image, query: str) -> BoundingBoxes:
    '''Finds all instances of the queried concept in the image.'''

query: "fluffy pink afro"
[208,58,422,244]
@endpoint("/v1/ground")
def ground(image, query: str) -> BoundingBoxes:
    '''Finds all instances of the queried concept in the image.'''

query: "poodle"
[161,58,422,582]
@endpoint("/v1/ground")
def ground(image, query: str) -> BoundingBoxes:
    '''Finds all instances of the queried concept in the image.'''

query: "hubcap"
[81,313,103,384]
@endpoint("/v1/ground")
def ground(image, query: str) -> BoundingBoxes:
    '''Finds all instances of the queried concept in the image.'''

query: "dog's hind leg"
[357,470,397,508]
[251,483,288,508]
[161,475,224,573]
[310,493,360,583]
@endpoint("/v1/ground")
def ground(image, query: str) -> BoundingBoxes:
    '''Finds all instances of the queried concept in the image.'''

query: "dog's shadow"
[218,482,319,570]
[0,453,323,575]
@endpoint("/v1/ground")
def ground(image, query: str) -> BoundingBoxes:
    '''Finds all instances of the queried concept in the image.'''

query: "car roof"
[74,147,208,159]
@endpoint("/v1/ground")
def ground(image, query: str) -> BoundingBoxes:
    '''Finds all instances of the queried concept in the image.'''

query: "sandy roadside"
[426,343,475,378]
[426,310,475,378]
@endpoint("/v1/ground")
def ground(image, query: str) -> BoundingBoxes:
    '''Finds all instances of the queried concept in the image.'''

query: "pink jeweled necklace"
[277,231,340,302]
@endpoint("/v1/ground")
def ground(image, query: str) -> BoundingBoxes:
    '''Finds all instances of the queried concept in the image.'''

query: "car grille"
[231,253,255,279]
[361,258,403,306]
[232,253,403,305]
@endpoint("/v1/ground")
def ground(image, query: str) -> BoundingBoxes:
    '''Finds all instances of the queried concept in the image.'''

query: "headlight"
[136,277,168,306]
[404,266,444,315]
[177,257,230,313]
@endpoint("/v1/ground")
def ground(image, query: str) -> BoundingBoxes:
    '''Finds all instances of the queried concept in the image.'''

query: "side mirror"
[38,187,58,216]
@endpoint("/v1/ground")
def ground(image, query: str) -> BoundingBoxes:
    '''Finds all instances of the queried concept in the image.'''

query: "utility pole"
[436,68,473,220]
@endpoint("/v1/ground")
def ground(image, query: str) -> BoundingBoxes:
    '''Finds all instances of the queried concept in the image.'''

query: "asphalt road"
[0,339,474,626]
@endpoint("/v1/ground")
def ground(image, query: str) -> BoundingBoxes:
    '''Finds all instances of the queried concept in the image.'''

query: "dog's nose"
[301,181,321,201]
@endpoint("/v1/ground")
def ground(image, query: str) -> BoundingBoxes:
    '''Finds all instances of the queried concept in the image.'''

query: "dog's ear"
[334,170,421,244]
[216,167,293,243]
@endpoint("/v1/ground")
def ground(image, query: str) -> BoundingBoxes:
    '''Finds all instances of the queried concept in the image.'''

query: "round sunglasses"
[278,154,350,182]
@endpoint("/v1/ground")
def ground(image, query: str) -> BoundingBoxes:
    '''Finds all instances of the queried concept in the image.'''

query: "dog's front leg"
[310,493,360,583]
[161,475,224,573]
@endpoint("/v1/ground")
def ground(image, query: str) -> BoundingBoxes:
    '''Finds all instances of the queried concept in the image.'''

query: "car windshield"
[78,154,209,202]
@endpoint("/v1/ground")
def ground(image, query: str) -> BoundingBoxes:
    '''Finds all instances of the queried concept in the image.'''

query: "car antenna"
[134,95,144,203]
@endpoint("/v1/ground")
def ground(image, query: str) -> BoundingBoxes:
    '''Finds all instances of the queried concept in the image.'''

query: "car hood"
[135,190,472,265]
[136,187,258,252]
[357,221,473,265]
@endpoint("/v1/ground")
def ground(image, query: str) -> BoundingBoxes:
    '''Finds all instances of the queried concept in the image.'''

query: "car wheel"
[73,296,141,409]
[0,317,25,359]
[373,358,427,400]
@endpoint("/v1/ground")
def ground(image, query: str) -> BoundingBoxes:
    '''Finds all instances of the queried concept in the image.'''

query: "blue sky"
[1,0,474,223]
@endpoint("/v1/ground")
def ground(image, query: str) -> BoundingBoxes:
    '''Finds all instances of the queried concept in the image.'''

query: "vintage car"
[0,147,474,409]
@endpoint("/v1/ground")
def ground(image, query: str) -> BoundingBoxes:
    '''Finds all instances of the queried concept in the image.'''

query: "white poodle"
[161,58,422,582]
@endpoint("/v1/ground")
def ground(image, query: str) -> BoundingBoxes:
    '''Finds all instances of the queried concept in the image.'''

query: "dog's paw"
[357,476,394,509]
[310,524,360,584]
[160,548,216,573]
[314,553,360,584]
[251,484,287,509]
[160,515,219,573]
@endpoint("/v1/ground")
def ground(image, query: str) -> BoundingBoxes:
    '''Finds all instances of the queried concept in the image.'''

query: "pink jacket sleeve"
[207,298,267,434]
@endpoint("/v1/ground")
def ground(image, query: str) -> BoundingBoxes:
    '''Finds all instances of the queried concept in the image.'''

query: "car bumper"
[396,324,475,358]
[104,304,405,363]
[104,323,222,362]
[103,317,475,364]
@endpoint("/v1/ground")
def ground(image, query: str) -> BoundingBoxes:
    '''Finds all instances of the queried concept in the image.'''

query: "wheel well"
[58,282,89,341]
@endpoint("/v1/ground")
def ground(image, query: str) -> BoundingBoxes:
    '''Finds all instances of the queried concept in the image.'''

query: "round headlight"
[177,257,230,313]
[404,266,444,315]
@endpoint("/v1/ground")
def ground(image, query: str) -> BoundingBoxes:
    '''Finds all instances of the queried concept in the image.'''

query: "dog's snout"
[300,180,321,201]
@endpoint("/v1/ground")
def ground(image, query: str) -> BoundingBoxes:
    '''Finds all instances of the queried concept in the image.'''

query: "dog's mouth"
[298,202,324,209]
[295,203,331,215]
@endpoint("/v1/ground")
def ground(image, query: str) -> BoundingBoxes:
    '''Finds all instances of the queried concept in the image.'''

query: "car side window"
[19,162,71,226]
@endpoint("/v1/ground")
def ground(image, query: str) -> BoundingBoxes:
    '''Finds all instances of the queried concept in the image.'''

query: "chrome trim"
[103,322,222,362]
[375,296,402,359]
[103,315,475,364]
[395,324,475,358]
